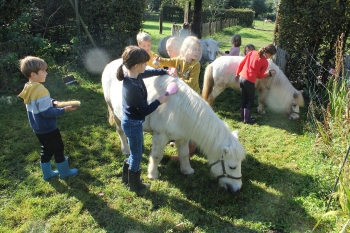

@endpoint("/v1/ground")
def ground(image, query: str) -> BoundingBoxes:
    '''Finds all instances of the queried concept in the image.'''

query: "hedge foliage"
[276,0,350,87]
[0,0,145,95]
[224,8,254,26]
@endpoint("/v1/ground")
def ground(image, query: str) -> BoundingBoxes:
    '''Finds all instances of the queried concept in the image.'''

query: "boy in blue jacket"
[18,56,78,181]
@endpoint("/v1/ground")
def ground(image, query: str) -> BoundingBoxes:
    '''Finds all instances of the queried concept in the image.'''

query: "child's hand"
[235,75,240,82]
[152,57,160,66]
[266,69,276,77]
[64,106,77,112]
[158,94,169,104]
[167,69,177,77]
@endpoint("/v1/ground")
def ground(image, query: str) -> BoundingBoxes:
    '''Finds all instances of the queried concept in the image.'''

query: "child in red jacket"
[235,44,277,123]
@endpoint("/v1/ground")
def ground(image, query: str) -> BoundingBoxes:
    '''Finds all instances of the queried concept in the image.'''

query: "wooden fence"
[171,18,238,37]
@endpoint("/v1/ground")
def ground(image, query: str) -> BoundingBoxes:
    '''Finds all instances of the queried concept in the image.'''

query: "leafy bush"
[276,0,350,87]
[0,0,145,95]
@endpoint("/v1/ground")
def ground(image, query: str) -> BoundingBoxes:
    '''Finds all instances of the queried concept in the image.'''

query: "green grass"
[0,20,345,232]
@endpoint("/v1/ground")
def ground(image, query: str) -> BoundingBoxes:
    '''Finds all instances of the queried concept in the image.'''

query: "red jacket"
[236,50,268,83]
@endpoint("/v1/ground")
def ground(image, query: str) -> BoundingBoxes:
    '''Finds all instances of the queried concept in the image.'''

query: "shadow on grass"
[212,88,306,135]
[148,153,318,232]
[49,173,172,232]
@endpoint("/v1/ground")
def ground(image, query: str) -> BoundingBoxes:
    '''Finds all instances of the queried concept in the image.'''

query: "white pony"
[102,58,245,192]
[202,56,304,120]
[157,36,220,65]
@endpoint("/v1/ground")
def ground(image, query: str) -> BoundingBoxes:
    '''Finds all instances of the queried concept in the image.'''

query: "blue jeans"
[121,115,145,172]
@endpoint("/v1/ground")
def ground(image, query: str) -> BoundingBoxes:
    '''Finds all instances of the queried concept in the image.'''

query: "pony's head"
[263,61,305,120]
[201,39,220,64]
[288,90,304,120]
[209,131,244,192]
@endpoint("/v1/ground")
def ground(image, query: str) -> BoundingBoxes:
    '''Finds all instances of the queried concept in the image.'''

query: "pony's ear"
[232,130,239,139]
[223,146,230,155]
[223,143,235,155]
[217,42,221,46]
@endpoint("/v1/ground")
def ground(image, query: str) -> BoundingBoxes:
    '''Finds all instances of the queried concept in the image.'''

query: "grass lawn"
[0,20,344,232]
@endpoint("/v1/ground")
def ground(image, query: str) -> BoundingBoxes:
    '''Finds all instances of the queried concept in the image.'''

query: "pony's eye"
[229,166,236,170]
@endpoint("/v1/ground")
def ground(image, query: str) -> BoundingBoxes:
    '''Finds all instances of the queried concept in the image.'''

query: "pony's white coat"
[202,56,304,120]
[102,58,245,192]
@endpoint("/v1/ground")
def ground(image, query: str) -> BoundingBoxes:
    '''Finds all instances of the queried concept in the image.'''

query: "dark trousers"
[36,128,65,163]
[239,77,255,110]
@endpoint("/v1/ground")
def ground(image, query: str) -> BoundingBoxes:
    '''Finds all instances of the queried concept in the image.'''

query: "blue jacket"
[18,82,65,134]
[122,69,167,120]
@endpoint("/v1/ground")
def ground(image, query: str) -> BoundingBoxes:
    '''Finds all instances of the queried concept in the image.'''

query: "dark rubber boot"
[244,108,256,124]
[128,170,150,192]
[240,108,244,121]
[122,159,129,184]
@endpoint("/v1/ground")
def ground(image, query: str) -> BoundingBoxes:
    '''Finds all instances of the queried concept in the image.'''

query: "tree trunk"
[191,0,202,38]
[159,0,163,34]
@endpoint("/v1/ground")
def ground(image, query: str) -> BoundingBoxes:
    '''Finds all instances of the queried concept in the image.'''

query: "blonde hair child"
[155,36,202,94]
[165,36,185,75]
[136,32,162,68]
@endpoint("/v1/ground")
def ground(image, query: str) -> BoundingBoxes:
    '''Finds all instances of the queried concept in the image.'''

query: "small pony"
[102,58,246,192]
[202,56,304,120]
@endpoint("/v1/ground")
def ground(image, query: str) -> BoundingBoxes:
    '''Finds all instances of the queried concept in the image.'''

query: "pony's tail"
[107,105,116,126]
[202,64,214,104]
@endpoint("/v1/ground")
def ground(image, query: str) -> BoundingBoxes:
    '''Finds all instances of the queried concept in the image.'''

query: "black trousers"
[36,128,65,163]
[239,77,255,110]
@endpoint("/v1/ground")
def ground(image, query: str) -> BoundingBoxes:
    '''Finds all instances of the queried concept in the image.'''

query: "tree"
[251,0,267,18]
[191,0,202,38]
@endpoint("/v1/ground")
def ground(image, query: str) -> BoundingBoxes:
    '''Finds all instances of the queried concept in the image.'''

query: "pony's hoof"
[181,167,194,175]
[147,173,158,180]
[122,149,130,155]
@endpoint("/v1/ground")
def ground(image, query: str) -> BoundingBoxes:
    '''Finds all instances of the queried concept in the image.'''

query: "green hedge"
[0,0,144,95]
[276,0,350,87]
[224,9,254,27]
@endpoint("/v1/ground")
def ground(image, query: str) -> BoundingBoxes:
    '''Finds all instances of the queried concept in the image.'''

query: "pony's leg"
[115,117,130,155]
[176,139,194,175]
[257,89,268,114]
[147,133,167,179]
[208,87,225,106]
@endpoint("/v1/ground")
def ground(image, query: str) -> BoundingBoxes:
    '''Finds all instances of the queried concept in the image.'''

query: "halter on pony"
[209,154,242,180]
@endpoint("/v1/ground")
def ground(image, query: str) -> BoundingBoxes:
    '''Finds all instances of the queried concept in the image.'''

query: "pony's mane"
[259,60,301,110]
[149,76,245,162]
[266,61,296,90]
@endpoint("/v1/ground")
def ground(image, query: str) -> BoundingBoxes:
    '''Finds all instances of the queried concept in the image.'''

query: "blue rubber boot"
[40,162,59,181]
[56,156,78,179]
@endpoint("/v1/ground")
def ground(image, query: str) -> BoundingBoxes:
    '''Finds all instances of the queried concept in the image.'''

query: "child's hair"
[166,36,184,58]
[182,22,190,30]
[244,44,256,55]
[231,34,241,47]
[117,46,150,81]
[179,36,202,62]
[136,32,151,45]
[257,44,277,58]
[19,56,47,78]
